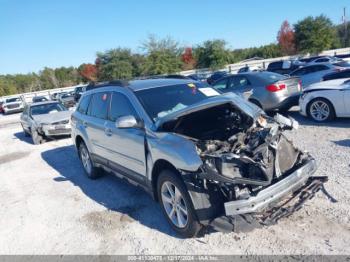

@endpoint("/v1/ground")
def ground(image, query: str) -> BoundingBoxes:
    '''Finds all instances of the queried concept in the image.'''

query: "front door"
[104,92,146,183]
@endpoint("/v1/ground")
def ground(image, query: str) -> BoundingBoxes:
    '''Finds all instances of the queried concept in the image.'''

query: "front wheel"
[157,170,202,238]
[307,98,335,122]
[31,129,44,144]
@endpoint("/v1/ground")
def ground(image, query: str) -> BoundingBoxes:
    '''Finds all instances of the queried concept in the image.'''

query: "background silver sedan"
[20,101,72,144]
[212,71,301,112]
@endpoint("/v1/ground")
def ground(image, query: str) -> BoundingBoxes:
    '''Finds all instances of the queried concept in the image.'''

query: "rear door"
[85,91,111,162]
[342,84,350,115]
[227,75,253,99]
[307,65,331,86]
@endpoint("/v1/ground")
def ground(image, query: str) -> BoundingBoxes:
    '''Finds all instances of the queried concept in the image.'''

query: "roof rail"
[86,80,129,90]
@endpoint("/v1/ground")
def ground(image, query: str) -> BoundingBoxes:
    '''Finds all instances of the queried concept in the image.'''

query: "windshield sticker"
[198,88,220,97]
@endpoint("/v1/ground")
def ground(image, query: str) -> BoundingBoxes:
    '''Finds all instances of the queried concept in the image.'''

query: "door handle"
[104,128,112,136]
[82,121,88,128]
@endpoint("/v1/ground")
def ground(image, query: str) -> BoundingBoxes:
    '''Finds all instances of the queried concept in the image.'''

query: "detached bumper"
[224,158,317,216]
[267,94,300,111]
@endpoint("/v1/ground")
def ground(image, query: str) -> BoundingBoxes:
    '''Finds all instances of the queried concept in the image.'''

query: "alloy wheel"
[310,100,330,121]
[80,145,92,174]
[161,181,188,228]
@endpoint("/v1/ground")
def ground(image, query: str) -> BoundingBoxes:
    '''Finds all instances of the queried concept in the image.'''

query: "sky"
[0,0,349,74]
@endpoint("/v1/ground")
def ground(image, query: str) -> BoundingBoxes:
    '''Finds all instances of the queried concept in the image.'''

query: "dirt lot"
[0,110,349,255]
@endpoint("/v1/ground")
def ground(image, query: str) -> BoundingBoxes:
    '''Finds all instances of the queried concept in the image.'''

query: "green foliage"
[336,22,350,48]
[231,44,282,62]
[96,48,135,80]
[294,15,339,54]
[194,40,232,70]
[141,35,183,75]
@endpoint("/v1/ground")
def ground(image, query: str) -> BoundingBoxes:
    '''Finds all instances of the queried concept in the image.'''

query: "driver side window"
[109,92,138,122]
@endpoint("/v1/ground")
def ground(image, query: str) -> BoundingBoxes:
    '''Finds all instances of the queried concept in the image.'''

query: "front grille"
[48,128,71,135]
[52,120,69,125]
[7,103,20,109]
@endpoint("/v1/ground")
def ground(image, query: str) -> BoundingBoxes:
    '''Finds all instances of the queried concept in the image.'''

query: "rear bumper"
[224,158,317,216]
[267,94,300,111]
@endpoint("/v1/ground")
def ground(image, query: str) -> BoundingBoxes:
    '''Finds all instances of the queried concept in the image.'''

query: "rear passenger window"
[109,93,137,122]
[88,92,110,119]
[212,79,228,90]
[77,95,91,114]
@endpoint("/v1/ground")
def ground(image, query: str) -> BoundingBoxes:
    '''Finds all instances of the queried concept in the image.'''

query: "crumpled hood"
[154,93,263,130]
[304,78,350,92]
[32,110,72,124]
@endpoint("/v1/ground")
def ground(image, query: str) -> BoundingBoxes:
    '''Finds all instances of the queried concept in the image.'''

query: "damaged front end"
[159,99,327,232]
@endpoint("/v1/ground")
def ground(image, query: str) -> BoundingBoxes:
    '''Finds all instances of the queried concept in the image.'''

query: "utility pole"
[343,7,347,47]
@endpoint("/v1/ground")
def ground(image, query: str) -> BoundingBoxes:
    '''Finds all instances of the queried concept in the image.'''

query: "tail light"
[266,83,286,92]
[298,79,302,91]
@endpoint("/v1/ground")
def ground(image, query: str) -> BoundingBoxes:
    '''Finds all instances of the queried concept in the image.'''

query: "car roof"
[29,101,59,107]
[85,78,198,93]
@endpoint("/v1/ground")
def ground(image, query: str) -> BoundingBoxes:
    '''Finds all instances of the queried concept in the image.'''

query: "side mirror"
[116,115,141,129]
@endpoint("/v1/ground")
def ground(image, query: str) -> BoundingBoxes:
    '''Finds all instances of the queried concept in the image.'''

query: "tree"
[294,15,338,54]
[277,20,296,55]
[96,48,134,80]
[78,64,98,82]
[141,35,183,75]
[194,40,232,70]
[181,47,196,70]
[336,21,350,48]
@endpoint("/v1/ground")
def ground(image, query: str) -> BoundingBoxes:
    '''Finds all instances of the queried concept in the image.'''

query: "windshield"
[6,98,21,103]
[135,83,219,121]
[30,103,67,116]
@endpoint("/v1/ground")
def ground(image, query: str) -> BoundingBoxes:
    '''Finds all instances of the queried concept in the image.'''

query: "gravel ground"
[0,109,349,255]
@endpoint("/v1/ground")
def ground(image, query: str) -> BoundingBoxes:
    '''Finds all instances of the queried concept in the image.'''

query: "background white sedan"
[299,78,350,122]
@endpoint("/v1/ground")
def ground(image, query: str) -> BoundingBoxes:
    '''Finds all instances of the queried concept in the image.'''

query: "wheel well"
[248,98,262,108]
[306,97,336,117]
[75,135,84,150]
[151,159,180,201]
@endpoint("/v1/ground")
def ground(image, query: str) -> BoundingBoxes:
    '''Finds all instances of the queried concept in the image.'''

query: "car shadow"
[332,139,350,148]
[13,131,70,145]
[41,145,177,238]
[13,131,33,144]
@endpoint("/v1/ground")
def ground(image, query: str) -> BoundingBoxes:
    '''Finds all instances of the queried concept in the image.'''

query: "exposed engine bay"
[162,102,311,201]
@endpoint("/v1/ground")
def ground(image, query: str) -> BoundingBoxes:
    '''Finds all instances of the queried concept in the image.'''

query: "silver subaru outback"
[71,78,327,238]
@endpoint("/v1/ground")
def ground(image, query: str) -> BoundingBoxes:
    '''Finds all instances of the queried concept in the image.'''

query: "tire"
[78,142,103,179]
[31,129,44,144]
[21,124,30,137]
[157,170,202,238]
[307,98,335,122]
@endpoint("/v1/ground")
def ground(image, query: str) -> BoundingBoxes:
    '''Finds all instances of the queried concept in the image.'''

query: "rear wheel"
[78,142,103,179]
[307,98,335,122]
[157,170,201,238]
